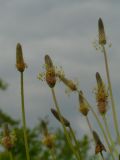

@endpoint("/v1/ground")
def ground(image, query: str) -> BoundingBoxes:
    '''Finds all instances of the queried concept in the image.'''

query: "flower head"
[1,124,16,150]
[98,18,106,45]
[95,72,108,115]
[42,134,55,149]
[44,55,56,88]
[16,43,27,72]
[93,130,106,154]
[51,108,70,127]
[56,73,77,91]
[40,119,55,149]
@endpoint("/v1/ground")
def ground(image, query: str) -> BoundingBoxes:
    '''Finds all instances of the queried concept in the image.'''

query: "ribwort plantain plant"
[0,123,16,160]
[16,43,30,160]
[98,18,120,143]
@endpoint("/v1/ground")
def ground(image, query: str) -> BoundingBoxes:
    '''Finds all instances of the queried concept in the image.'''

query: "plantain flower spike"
[79,91,89,116]
[41,120,55,149]
[42,134,55,149]
[93,130,106,154]
[96,72,108,115]
[56,73,77,91]
[16,43,27,72]
[1,123,16,150]
[44,55,56,88]
[98,18,106,45]
[51,108,70,127]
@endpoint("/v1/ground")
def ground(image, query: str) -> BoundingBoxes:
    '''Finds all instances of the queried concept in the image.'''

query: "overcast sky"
[0,0,120,144]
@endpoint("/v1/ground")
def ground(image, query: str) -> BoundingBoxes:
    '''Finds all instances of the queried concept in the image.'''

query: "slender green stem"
[102,115,119,156]
[20,72,30,160]
[51,88,81,160]
[85,116,103,160]
[102,115,113,144]
[100,152,105,160]
[86,116,93,134]
[102,45,120,142]
[69,125,82,158]
[69,126,79,147]
[9,151,13,160]
[50,148,56,160]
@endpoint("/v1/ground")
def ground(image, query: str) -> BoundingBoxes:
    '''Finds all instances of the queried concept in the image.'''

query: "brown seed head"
[3,123,9,137]
[57,73,77,91]
[51,108,70,127]
[79,91,89,116]
[92,130,106,154]
[44,55,56,88]
[42,134,55,149]
[1,124,16,150]
[1,136,13,150]
[98,18,106,45]
[16,43,27,72]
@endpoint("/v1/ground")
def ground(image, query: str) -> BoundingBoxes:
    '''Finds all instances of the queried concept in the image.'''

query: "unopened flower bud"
[16,43,27,72]
[96,72,103,88]
[51,108,70,127]
[98,18,106,45]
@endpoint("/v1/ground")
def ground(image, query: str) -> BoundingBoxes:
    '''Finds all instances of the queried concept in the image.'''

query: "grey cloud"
[0,0,120,140]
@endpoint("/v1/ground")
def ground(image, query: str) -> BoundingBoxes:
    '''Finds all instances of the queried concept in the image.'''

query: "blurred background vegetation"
[0,79,96,160]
